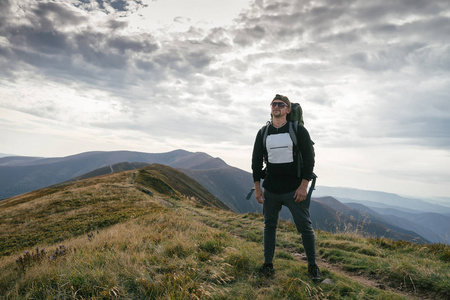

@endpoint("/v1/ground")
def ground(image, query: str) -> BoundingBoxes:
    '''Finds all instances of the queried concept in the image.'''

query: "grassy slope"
[0,165,448,299]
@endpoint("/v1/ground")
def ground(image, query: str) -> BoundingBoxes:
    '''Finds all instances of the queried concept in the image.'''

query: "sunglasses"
[271,102,287,108]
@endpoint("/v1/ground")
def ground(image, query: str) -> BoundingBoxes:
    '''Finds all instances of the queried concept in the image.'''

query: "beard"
[272,110,282,117]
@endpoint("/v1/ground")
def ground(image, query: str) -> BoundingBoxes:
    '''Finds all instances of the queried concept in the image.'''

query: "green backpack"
[287,103,304,126]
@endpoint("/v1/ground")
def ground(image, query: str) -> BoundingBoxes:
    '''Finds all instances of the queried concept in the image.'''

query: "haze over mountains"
[1,150,449,244]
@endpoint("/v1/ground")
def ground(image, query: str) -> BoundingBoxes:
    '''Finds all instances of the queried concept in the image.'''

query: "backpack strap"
[289,121,302,178]
[288,121,298,148]
[261,121,270,151]
[306,172,317,201]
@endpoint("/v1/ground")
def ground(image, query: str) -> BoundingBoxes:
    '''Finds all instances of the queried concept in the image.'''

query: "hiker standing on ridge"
[251,94,321,282]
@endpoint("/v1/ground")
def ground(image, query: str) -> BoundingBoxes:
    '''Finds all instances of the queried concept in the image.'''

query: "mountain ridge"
[1,150,448,245]
[0,150,227,200]
[57,163,432,244]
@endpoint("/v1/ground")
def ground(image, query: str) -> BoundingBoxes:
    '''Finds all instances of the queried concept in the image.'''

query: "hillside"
[1,166,449,299]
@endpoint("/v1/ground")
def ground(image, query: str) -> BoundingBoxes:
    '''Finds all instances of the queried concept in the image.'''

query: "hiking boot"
[259,263,275,277]
[308,263,321,283]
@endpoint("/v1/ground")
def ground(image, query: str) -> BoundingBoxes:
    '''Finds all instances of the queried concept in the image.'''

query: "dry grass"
[0,166,448,299]
[2,208,407,299]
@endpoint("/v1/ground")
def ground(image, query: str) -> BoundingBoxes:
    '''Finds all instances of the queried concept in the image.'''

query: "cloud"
[0,0,449,196]
[174,16,191,24]
[31,1,88,29]
[229,0,450,144]
[74,0,146,14]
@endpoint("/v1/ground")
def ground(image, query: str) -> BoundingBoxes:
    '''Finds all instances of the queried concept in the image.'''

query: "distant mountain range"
[313,186,450,244]
[1,150,448,244]
[314,186,450,213]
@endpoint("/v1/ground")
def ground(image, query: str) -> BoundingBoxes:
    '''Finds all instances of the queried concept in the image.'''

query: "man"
[251,94,321,282]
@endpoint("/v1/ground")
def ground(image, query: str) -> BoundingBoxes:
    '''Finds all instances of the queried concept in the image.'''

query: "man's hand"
[294,180,309,203]
[254,181,265,204]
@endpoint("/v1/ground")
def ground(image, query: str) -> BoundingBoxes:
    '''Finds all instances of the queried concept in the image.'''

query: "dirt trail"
[292,252,432,300]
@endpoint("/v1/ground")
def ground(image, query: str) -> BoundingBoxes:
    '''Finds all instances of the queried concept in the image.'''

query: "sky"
[0,0,449,199]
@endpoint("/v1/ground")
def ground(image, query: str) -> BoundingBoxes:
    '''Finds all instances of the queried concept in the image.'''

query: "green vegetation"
[0,165,448,299]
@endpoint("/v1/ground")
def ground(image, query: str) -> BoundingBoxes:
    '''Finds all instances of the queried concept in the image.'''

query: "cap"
[272,94,291,108]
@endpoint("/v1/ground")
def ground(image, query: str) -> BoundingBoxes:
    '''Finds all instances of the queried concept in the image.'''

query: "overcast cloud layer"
[1,0,449,198]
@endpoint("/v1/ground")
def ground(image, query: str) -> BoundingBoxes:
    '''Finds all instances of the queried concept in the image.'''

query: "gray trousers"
[263,189,316,265]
